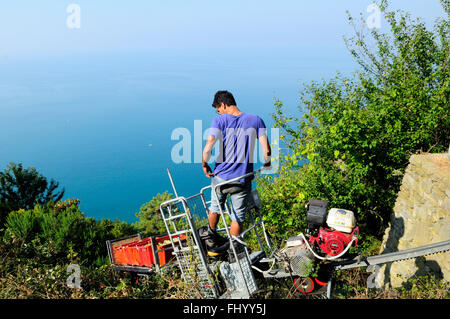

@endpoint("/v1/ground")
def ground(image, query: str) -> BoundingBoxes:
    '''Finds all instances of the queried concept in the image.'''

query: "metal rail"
[332,239,450,270]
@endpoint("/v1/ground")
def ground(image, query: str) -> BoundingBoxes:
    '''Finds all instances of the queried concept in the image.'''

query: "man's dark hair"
[212,90,237,108]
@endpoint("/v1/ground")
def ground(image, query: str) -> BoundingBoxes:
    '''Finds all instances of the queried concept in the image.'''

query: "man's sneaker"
[198,226,229,256]
[206,226,228,247]
[227,237,248,263]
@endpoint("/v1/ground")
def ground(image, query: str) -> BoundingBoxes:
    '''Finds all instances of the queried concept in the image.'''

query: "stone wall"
[375,153,450,288]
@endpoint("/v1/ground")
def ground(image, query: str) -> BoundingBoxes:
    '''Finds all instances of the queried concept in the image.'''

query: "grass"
[1,249,448,299]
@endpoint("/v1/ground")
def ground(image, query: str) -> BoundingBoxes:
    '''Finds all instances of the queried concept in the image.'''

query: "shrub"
[135,191,173,236]
[2,201,138,265]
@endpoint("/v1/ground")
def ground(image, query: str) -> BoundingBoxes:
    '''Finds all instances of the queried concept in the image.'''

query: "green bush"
[4,209,40,243]
[135,191,173,236]
[2,200,138,265]
[256,170,308,239]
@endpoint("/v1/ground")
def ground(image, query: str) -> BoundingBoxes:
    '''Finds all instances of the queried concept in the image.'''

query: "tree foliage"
[134,191,173,236]
[0,162,65,227]
[259,0,449,237]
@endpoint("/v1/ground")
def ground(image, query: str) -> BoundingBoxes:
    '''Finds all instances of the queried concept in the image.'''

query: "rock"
[376,153,450,289]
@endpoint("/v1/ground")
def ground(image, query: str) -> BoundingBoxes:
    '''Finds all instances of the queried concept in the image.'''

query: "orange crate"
[113,245,128,265]
[156,245,174,266]
[132,238,153,266]
[123,240,142,266]
[155,234,187,266]
[137,243,155,267]
[116,235,187,267]
[134,237,153,267]
[109,234,142,265]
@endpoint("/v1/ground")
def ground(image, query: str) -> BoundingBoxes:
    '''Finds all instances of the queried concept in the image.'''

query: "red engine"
[309,227,359,256]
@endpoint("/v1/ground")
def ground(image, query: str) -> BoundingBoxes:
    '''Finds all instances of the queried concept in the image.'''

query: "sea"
[0,50,357,223]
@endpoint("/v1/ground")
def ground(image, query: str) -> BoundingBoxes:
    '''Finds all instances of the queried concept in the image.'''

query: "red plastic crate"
[156,247,174,266]
[122,239,150,266]
[109,234,142,266]
[113,245,128,265]
[128,237,152,267]
[116,235,187,267]
[123,241,139,266]
[155,234,187,266]
[137,244,154,267]
[136,238,155,267]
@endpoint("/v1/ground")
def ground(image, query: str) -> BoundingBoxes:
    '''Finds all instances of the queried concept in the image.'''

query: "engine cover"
[311,227,358,256]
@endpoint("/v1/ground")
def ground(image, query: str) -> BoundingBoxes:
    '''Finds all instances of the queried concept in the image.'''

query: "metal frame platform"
[159,168,274,299]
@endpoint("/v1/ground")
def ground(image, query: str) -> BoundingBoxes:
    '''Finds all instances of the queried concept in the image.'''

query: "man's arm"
[258,134,272,168]
[202,136,216,177]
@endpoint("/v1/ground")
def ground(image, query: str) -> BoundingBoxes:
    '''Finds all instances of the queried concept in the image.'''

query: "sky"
[0,1,445,59]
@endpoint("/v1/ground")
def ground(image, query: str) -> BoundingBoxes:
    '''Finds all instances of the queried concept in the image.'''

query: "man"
[202,90,271,252]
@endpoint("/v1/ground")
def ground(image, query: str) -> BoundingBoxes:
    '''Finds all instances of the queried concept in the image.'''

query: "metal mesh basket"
[185,194,209,222]
[219,252,258,298]
[175,248,217,299]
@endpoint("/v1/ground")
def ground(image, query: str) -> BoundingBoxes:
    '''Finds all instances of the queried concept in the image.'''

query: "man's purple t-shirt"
[209,113,267,183]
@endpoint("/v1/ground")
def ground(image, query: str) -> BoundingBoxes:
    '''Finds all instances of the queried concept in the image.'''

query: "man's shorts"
[209,175,251,223]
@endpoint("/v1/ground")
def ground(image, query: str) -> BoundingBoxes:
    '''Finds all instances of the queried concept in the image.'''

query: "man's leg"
[208,211,220,230]
[211,213,242,236]
[230,221,242,237]
[207,177,229,250]
[209,176,224,231]
[229,182,251,237]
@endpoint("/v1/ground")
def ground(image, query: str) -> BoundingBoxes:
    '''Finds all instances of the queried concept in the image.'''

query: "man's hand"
[258,134,272,170]
[202,163,214,178]
[263,160,272,170]
[202,136,216,178]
